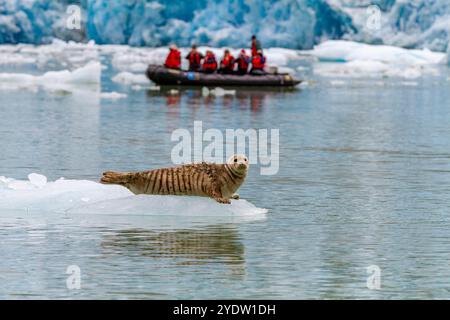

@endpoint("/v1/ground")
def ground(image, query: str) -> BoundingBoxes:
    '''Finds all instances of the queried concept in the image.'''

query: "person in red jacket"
[164,44,181,70]
[251,35,262,57]
[201,50,218,73]
[234,49,250,75]
[250,49,266,75]
[185,44,204,71]
[218,49,235,74]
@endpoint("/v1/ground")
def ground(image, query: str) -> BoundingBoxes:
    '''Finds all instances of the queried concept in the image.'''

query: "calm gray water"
[1,48,450,299]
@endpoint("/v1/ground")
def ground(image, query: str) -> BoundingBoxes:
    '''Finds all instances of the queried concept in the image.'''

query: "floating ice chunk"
[210,87,236,96]
[0,175,267,220]
[100,91,127,99]
[314,60,435,79]
[148,86,160,91]
[112,71,148,85]
[0,62,101,91]
[28,173,47,188]
[69,195,267,217]
[169,89,179,95]
[310,40,446,79]
[202,86,210,97]
[42,61,102,84]
[310,40,446,65]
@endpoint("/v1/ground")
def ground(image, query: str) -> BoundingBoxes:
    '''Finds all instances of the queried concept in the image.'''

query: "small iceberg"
[309,40,446,79]
[0,61,101,91]
[0,174,267,219]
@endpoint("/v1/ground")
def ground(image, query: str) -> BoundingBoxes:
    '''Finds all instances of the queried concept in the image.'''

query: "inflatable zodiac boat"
[146,64,301,87]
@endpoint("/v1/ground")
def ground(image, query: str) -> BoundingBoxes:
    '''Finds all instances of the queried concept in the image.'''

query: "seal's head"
[227,154,249,175]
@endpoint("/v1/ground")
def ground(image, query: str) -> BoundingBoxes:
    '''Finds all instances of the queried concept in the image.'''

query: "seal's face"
[227,154,249,174]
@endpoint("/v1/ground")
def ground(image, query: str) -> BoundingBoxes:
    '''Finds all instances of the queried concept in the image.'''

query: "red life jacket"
[202,53,217,71]
[164,49,181,69]
[251,43,258,57]
[188,51,202,67]
[221,55,235,70]
[252,55,266,69]
[237,54,250,70]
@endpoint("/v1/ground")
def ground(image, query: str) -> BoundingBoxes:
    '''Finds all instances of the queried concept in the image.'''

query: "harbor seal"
[100,154,249,204]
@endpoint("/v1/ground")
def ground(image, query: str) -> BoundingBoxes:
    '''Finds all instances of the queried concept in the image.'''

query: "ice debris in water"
[202,87,236,97]
[0,62,101,91]
[112,71,148,85]
[100,91,127,99]
[0,175,268,217]
[310,40,446,79]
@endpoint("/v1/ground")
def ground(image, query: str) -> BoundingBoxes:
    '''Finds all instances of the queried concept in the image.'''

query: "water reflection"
[146,86,299,112]
[101,224,245,272]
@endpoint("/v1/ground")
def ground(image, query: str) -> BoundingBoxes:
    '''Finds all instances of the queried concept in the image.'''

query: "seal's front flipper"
[214,197,231,204]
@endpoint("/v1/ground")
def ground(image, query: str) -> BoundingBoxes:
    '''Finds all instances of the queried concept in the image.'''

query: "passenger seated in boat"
[185,44,204,71]
[164,44,181,70]
[235,49,250,75]
[201,50,218,74]
[218,49,235,74]
[250,50,266,75]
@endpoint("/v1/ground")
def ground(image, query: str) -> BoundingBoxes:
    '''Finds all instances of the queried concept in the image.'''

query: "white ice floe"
[0,175,267,220]
[100,91,127,99]
[0,61,101,91]
[202,87,236,97]
[111,71,148,85]
[28,173,47,189]
[309,40,446,79]
[310,40,446,64]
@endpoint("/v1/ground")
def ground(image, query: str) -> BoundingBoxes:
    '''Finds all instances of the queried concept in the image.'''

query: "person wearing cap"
[185,44,204,71]
[250,49,266,75]
[218,49,235,74]
[235,49,250,75]
[164,44,181,70]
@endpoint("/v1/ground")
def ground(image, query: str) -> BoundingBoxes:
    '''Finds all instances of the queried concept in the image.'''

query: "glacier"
[1,0,450,54]
[0,0,356,49]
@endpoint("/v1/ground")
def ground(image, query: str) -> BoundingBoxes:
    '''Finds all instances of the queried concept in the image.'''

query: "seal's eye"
[234,158,237,163]
[244,158,247,162]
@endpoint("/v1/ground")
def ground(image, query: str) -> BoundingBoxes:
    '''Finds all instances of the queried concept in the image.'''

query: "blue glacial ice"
[1,0,356,49]
[1,0,450,54]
